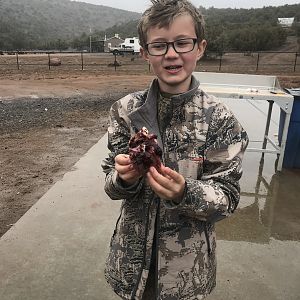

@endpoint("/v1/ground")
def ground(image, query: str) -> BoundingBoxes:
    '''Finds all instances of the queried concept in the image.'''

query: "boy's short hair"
[138,0,205,49]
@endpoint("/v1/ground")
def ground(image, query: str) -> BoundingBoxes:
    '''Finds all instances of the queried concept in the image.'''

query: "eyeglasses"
[146,38,198,56]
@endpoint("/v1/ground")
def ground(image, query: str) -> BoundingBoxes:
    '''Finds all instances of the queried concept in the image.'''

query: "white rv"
[109,37,140,55]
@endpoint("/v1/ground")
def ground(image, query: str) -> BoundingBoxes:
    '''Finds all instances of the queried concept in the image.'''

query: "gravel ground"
[0,95,110,133]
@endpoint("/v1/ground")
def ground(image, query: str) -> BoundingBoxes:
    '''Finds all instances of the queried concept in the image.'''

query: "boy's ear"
[197,39,207,61]
[140,47,149,61]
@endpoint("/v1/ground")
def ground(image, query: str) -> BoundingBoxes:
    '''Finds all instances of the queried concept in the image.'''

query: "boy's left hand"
[146,165,186,203]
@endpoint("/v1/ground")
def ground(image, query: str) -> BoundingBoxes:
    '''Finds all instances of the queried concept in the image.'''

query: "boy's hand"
[146,165,186,203]
[115,154,142,185]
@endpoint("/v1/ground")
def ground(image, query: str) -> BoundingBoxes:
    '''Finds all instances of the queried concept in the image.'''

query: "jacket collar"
[128,75,200,149]
[167,76,200,106]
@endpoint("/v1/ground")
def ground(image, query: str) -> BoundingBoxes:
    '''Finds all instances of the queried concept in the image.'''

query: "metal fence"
[213,51,299,72]
[0,51,299,74]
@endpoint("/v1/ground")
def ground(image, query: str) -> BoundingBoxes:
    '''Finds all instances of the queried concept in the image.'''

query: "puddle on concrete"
[217,152,300,243]
[216,98,300,243]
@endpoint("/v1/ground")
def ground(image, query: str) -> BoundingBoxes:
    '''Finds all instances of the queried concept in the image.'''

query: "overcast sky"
[72,0,299,13]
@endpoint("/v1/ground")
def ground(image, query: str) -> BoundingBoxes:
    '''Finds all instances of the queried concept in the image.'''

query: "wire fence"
[0,51,299,74]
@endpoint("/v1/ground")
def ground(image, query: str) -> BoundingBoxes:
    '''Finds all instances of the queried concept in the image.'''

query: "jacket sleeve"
[101,100,144,200]
[163,102,249,222]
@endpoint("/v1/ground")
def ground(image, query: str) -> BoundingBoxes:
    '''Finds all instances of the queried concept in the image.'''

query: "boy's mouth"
[165,65,182,70]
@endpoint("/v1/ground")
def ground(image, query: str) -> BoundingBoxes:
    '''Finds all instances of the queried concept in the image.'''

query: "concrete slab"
[0,134,120,300]
[207,239,300,300]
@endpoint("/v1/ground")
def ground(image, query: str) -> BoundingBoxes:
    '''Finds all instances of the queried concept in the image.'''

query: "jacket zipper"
[154,124,167,300]
[131,201,151,299]
[204,223,212,255]
[155,198,160,300]
[110,204,124,246]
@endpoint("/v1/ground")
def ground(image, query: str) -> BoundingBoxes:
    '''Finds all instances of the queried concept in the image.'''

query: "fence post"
[16,52,19,70]
[294,52,298,73]
[219,53,223,71]
[48,53,51,70]
[81,52,84,71]
[114,53,117,72]
[256,53,260,72]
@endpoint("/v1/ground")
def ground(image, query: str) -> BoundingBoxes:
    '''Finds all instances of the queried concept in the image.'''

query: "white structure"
[278,18,295,28]
[109,37,140,55]
[193,72,294,171]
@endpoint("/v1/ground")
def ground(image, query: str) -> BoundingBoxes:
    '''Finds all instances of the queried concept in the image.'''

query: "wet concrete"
[217,154,300,243]
[206,98,300,300]
[206,149,300,300]
[218,98,300,244]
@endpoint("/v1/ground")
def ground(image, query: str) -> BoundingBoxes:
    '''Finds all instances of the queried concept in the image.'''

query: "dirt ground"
[0,67,300,237]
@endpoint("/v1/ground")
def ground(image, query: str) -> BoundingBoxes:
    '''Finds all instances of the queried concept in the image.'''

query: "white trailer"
[109,37,140,55]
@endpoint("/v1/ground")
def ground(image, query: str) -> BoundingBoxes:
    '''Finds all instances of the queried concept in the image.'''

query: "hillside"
[1,1,299,51]
[0,0,140,50]
[94,3,299,52]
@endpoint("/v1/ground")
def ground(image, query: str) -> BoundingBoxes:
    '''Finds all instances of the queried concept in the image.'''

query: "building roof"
[106,34,124,42]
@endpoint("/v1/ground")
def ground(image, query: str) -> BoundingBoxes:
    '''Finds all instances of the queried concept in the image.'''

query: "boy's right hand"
[115,154,141,186]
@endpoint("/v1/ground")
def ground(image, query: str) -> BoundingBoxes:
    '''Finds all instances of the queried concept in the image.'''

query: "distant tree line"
[76,5,298,53]
[205,21,288,53]
[200,6,299,53]
[0,3,299,52]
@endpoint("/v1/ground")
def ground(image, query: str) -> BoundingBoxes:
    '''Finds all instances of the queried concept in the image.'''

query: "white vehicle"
[110,37,140,55]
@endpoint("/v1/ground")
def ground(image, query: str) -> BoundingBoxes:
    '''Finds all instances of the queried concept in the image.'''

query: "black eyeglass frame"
[145,38,198,56]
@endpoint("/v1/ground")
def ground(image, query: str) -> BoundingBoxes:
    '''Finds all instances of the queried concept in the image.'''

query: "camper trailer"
[109,37,140,55]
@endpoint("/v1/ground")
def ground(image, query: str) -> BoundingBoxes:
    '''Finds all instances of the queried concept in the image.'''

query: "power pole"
[89,27,92,53]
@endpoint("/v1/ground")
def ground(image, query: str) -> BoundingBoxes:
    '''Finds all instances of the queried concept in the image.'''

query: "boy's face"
[141,14,206,94]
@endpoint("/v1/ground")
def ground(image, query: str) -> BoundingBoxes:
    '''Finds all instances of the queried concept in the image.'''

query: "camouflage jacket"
[102,76,248,300]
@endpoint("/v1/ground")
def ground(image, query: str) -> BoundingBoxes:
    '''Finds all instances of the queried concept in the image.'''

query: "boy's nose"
[165,44,179,58]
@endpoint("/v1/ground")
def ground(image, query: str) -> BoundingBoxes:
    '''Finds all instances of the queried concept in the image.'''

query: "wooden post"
[294,52,298,73]
[81,52,84,71]
[256,53,260,72]
[16,52,19,70]
[48,53,51,70]
[219,53,222,71]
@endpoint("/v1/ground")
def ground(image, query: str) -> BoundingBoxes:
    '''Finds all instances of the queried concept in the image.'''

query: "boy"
[102,0,248,299]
